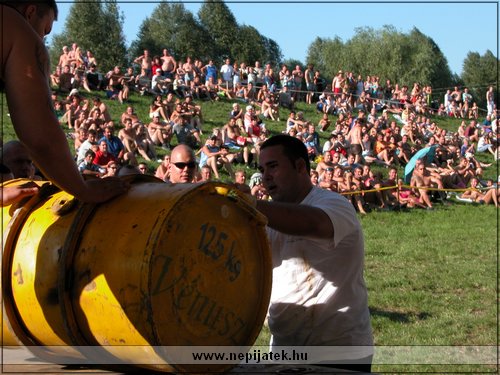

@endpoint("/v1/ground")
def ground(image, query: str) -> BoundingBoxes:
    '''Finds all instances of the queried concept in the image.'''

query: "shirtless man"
[134,49,152,78]
[57,45,74,68]
[1,1,127,203]
[160,48,177,79]
[291,65,303,101]
[118,118,139,156]
[182,56,196,83]
[347,118,363,164]
[332,70,345,96]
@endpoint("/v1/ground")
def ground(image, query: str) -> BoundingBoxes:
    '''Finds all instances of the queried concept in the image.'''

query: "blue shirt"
[99,136,124,159]
[205,64,217,82]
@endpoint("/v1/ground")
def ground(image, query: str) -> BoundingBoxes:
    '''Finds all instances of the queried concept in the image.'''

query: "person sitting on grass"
[459,177,498,207]
[199,135,235,180]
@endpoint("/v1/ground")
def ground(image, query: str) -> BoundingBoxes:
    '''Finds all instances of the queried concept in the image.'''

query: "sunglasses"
[173,161,196,170]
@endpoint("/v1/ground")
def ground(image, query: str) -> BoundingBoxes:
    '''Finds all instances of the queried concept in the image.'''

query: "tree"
[48,0,127,73]
[231,25,267,64]
[461,50,499,109]
[305,25,454,90]
[197,0,239,60]
[306,36,345,80]
[128,2,212,63]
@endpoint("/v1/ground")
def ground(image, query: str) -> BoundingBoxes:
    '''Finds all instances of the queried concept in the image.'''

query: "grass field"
[2,90,498,373]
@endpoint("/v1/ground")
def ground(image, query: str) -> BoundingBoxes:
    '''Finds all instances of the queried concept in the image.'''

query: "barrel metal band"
[2,183,60,348]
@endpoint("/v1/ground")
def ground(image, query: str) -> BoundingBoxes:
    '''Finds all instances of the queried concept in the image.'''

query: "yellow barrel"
[1,176,272,373]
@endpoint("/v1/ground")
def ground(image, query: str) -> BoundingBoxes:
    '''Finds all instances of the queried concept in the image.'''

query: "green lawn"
[2,90,498,373]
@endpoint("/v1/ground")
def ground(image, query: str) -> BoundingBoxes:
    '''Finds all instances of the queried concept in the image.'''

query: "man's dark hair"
[261,134,310,174]
[2,0,59,20]
[85,150,95,159]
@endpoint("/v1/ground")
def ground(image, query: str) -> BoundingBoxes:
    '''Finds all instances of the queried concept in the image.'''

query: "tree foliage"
[197,0,239,60]
[461,50,499,109]
[48,0,127,73]
[128,2,212,63]
[306,25,455,90]
[129,0,281,66]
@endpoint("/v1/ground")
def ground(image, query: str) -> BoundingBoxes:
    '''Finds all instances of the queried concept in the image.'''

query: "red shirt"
[93,151,116,167]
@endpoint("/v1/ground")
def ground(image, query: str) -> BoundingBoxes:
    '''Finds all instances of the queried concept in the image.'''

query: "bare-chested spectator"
[374,133,393,167]
[50,65,61,88]
[137,124,158,159]
[120,105,141,127]
[74,122,89,151]
[460,177,498,207]
[261,95,279,121]
[182,56,196,83]
[118,118,140,156]
[73,110,88,132]
[222,117,251,166]
[147,113,172,150]
[61,92,85,129]
[332,70,345,97]
[347,118,363,164]
[291,64,303,101]
[91,97,111,123]
[105,66,126,103]
[315,151,337,179]
[134,49,152,78]
[57,45,74,68]
[160,48,177,79]
[410,159,444,209]
[86,107,105,135]
[182,95,203,132]
[155,154,171,181]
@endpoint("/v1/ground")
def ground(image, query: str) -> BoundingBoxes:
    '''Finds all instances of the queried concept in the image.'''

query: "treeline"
[48,0,497,109]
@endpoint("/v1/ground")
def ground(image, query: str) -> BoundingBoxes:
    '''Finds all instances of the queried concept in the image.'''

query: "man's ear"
[295,157,308,174]
[24,5,38,22]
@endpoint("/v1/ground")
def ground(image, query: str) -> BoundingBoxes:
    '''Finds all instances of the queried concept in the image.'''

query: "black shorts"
[350,144,362,155]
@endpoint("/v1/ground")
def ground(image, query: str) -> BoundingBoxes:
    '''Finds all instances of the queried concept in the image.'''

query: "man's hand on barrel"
[1,183,39,207]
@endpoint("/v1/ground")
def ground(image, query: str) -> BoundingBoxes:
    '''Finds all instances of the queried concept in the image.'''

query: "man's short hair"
[260,134,310,174]
[85,150,95,158]
[3,0,58,20]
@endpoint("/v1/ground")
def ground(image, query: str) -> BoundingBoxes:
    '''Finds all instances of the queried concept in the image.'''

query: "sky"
[49,1,499,76]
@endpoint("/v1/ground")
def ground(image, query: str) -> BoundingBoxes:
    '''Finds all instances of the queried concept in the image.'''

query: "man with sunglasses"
[168,144,197,184]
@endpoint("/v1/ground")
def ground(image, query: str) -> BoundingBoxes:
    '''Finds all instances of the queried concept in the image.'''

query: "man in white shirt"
[220,58,234,90]
[256,135,373,372]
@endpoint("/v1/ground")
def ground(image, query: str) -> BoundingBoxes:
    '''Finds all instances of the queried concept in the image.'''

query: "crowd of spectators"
[46,43,499,212]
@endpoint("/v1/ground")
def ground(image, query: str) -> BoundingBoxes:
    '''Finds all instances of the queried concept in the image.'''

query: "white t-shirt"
[267,187,373,360]
[220,64,234,82]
